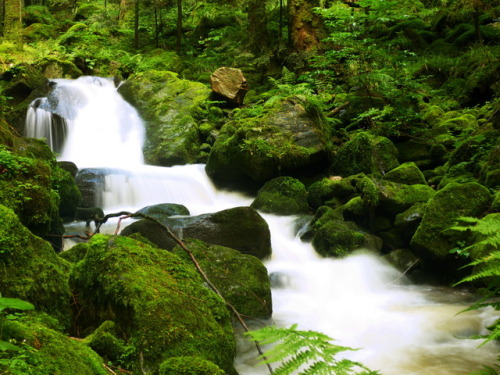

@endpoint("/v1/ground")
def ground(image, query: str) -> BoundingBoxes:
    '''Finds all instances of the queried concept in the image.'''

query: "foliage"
[245,324,380,375]
[0,296,34,352]
[451,216,500,347]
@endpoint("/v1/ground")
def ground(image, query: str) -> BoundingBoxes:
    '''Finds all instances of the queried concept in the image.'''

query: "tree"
[248,0,270,53]
[2,0,22,47]
[288,0,325,51]
[176,0,182,52]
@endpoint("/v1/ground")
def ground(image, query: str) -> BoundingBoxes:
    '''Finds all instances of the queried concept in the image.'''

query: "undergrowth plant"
[451,216,500,347]
[245,324,380,375]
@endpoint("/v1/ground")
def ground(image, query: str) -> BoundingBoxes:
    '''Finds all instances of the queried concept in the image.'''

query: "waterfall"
[26,77,499,375]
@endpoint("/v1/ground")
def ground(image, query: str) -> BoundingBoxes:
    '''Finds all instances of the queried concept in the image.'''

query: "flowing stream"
[26,77,499,375]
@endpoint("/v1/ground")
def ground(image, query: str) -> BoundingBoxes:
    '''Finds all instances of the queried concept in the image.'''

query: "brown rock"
[210,67,248,106]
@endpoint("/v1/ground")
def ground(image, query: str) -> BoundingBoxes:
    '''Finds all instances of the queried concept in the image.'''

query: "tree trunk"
[247,0,269,53]
[288,0,324,52]
[133,0,139,50]
[176,0,182,53]
[3,0,22,47]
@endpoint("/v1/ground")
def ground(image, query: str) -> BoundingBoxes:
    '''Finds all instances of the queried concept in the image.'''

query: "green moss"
[384,162,427,185]
[206,95,329,188]
[378,181,435,216]
[332,132,399,177]
[83,321,127,365]
[70,234,236,374]
[172,239,272,318]
[251,176,309,215]
[159,356,225,375]
[118,71,210,166]
[410,182,492,261]
[1,319,107,375]
[312,220,369,257]
[307,177,356,209]
[53,166,82,221]
[0,204,71,327]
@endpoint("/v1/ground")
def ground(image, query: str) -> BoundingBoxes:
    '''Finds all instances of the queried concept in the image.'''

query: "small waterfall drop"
[26,77,499,375]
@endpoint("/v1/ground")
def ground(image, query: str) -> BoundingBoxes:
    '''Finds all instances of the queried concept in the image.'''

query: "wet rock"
[172,239,272,319]
[122,206,272,260]
[69,234,236,374]
[251,176,309,215]
[206,95,329,188]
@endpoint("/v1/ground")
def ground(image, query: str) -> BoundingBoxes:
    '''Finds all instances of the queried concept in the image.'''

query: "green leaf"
[0,340,21,352]
[0,297,35,312]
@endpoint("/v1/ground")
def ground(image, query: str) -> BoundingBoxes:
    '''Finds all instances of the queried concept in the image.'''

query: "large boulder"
[122,206,272,259]
[1,319,107,374]
[69,234,237,374]
[251,176,309,215]
[383,162,427,185]
[331,132,399,177]
[410,182,492,264]
[206,95,330,189]
[172,239,272,319]
[0,204,72,327]
[118,71,211,166]
[210,67,248,106]
[307,176,356,210]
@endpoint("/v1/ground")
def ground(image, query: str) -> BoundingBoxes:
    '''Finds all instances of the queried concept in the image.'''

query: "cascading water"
[26,77,499,375]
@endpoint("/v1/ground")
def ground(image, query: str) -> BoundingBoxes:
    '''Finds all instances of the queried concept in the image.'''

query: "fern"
[452,216,500,348]
[245,324,380,375]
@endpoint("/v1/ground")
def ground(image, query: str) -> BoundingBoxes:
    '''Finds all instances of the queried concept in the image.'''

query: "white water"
[26,77,499,375]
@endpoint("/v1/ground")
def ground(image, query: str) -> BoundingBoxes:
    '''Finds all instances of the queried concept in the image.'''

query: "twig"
[387,259,420,286]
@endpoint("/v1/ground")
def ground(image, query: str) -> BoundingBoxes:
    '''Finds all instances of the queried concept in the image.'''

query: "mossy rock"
[0,140,62,237]
[307,177,356,210]
[384,162,426,185]
[331,132,399,177]
[23,23,56,43]
[34,57,82,79]
[122,206,272,260]
[434,113,479,136]
[312,219,382,257]
[69,234,236,374]
[83,321,127,365]
[410,182,492,262]
[206,95,330,189]
[0,319,107,375]
[378,180,435,216]
[0,204,72,327]
[383,249,422,277]
[159,356,225,375]
[118,71,210,166]
[172,239,272,318]
[53,166,82,221]
[310,207,382,257]
[136,203,190,221]
[251,176,309,215]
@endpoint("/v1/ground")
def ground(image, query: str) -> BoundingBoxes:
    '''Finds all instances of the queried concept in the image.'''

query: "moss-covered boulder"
[33,57,82,79]
[307,176,356,210]
[0,319,107,375]
[410,182,492,263]
[53,165,82,221]
[122,206,272,259]
[378,180,435,216]
[0,63,50,131]
[384,162,427,185]
[69,234,236,374]
[172,239,272,318]
[0,139,63,238]
[310,206,382,257]
[0,204,71,326]
[331,132,399,177]
[83,321,127,366]
[118,71,211,166]
[206,95,330,189]
[251,176,309,215]
[136,203,190,220]
[159,356,225,375]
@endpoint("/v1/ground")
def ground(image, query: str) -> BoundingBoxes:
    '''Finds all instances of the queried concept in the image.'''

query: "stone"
[122,206,272,260]
[251,176,309,215]
[210,67,248,106]
[172,239,272,319]
[69,234,236,374]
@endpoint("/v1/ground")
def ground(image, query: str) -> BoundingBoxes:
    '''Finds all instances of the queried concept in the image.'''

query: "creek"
[26,76,499,375]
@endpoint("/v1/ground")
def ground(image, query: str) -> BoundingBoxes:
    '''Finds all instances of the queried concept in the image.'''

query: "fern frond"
[245,325,377,375]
